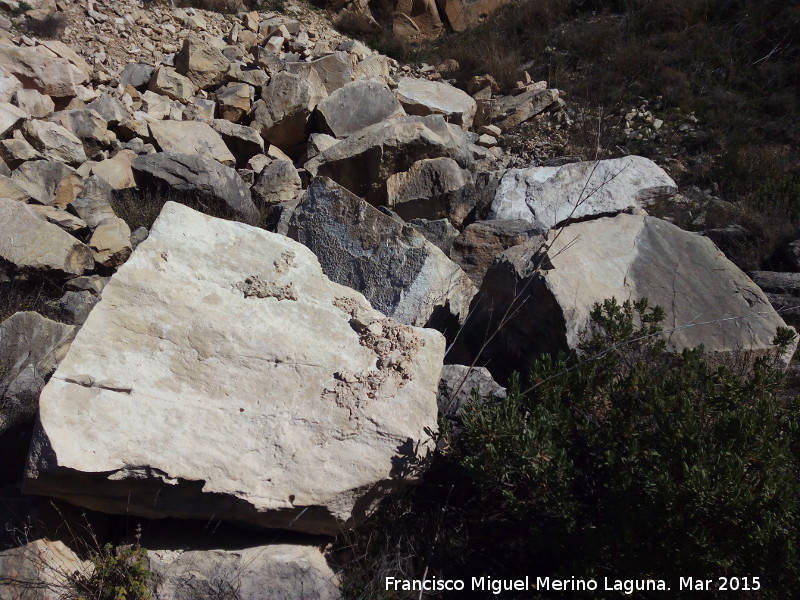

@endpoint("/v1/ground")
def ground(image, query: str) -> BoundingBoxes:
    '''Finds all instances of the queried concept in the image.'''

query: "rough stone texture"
[149,544,340,600]
[289,177,477,331]
[9,159,77,207]
[86,96,129,126]
[148,66,198,102]
[317,78,405,138]
[132,152,258,224]
[451,219,544,286]
[21,120,87,166]
[0,198,94,276]
[214,81,254,122]
[30,205,88,233]
[438,0,513,31]
[489,156,677,228]
[0,72,22,105]
[285,52,353,95]
[354,54,392,81]
[491,87,561,130]
[70,176,116,230]
[305,114,472,204]
[175,35,230,90]
[751,271,800,296]
[458,214,797,382]
[119,63,154,90]
[0,101,27,138]
[0,134,42,168]
[0,47,88,98]
[48,109,116,153]
[408,218,459,255]
[385,157,472,221]
[252,70,327,153]
[25,201,443,535]
[437,364,506,422]
[0,539,87,600]
[89,217,132,268]
[396,77,477,129]
[210,119,264,167]
[50,290,100,325]
[0,312,75,438]
[91,149,137,190]
[149,120,236,167]
[252,159,302,206]
[393,0,444,39]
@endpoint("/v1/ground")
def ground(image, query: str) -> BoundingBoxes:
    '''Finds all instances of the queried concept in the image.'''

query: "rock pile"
[0,0,796,596]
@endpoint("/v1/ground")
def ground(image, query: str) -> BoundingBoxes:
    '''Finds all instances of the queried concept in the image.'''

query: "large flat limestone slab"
[25,202,444,535]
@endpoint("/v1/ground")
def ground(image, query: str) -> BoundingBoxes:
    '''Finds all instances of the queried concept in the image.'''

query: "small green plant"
[71,527,153,600]
[339,298,800,599]
[748,173,800,222]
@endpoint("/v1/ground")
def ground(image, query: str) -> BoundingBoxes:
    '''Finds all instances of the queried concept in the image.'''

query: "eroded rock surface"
[25,202,443,536]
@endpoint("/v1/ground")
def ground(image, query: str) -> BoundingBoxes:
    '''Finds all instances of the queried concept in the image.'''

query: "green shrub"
[748,173,800,222]
[72,539,153,600]
[339,298,800,599]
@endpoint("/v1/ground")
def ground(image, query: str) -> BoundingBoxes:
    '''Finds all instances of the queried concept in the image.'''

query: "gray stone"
[149,544,340,600]
[317,78,404,138]
[148,120,236,166]
[119,63,154,90]
[48,109,116,153]
[10,159,78,207]
[0,134,42,168]
[396,77,477,129]
[491,87,561,130]
[408,218,459,255]
[385,157,472,222]
[0,101,28,138]
[1,312,75,438]
[0,47,88,98]
[750,271,800,297]
[457,215,797,382]
[214,81,254,123]
[21,120,87,166]
[451,219,544,286]
[175,35,230,90]
[210,119,264,167]
[50,290,100,325]
[305,114,472,204]
[285,52,353,95]
[0,198,94,276]
[132,152,259,224]
[252,159,301,207]
[252,70,327,154]
[86,96,130,126]
[89,216,132,268]
[148,66,198,102]
[70,176,116,229]
[25,201,443,535]
[288,177,477,331]
[438,364,506,422]
[489,156,677,228]
[0,539,87,600]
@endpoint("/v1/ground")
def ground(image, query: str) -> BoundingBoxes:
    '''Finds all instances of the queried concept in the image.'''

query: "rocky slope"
[0,0,797,597]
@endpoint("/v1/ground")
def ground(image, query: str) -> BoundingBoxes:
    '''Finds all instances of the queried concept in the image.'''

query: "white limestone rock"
[25,202,444,535]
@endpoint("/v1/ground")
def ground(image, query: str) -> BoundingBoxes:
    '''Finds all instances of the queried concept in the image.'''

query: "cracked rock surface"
[25,202,444,535]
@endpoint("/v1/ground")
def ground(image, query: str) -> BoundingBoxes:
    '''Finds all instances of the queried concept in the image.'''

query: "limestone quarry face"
[25,202,444,536]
